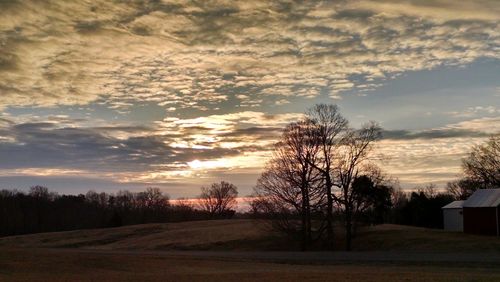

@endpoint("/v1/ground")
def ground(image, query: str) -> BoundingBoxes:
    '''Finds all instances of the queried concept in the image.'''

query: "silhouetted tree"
[445,136,499,200]
[29,185,52,200]
[388,186,454,229]
[197,181,238,218]
[446,179,477,200]
[252,104,383,251]
[462,136,499,188]
[252,120,323,250]
[351,174,393,226]
[305,104,348,250]
[329,120,382,251]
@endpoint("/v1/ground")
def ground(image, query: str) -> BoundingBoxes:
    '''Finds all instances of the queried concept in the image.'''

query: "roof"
[463,189,500,208]
[442,200,465,209]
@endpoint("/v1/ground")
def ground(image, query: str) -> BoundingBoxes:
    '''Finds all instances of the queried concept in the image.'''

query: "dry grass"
[1,248,500,282]
[352,224,500,252]
[0,219,280,251]
[1,220,500,252]
[2,220,500,281]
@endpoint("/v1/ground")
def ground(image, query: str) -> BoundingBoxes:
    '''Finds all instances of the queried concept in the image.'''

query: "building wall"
[463,207,498,236]
[443,208,463,232]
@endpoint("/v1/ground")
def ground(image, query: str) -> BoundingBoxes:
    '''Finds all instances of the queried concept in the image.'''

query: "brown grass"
[352,224,500,252]
[1,248,500,282]
[1,220,500,252]
[2,220,500,281]
[0,219,280,251]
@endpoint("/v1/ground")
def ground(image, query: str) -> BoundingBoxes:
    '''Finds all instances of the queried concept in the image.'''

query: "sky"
[0,0,499,198]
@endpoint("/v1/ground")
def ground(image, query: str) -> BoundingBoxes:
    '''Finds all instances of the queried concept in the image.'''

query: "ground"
[1,220,500,281]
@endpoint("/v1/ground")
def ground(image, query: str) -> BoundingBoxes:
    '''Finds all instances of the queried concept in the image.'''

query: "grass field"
[1,220,500,281]
[2,247,500,282]
[2,219,500,252]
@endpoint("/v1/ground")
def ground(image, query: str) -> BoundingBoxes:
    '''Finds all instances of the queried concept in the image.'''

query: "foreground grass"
[2,220,500,281]
[1,248,500,282]
[352,224,500,252]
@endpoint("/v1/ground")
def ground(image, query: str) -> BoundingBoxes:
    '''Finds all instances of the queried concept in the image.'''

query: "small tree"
[136,187,169,209]
[197,181,238,218]
[29,185,51,200]
[446,179,477,200]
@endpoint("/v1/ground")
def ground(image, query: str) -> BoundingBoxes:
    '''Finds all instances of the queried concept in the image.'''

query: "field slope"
[1,219,500,252]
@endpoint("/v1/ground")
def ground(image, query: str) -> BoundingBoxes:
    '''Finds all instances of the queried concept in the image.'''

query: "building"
[462,189,500,236]
[442,200,464,232]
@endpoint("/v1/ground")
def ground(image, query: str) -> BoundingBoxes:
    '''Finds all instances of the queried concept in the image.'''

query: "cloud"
[382,129,489,140]
[350,0,500,22]
[0,0,498,111]
[377,117,500,187]
[383,117,500,140]
[0,111,302,184]
[447,106,500,118]
[446,117,500,134]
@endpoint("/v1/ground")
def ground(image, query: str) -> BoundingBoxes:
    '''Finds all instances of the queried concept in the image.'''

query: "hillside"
[1,219,500,252]
[0,219,275,251]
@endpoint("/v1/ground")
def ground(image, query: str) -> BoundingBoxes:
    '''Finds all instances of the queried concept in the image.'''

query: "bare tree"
[252,120,322,250]
[254,104,382,251]
[174,198,194,210]
[85,190,109,207]
[136,187,169,209]
[446,135,499,199]
[462,135,500,188]
[198,181,238,218]
[446,179,477,200]
[333,121,382,251]
[115,190,135,210]
[418,183,438,198]
[305,104,348,250]
[29,185,52,200]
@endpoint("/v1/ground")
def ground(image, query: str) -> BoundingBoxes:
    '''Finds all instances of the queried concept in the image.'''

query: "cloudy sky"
[0,0,499,197]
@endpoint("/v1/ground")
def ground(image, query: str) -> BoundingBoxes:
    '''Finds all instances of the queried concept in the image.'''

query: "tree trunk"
[306,193,312,246]
[325,180,334,250]
[345,208,352,251]
[301,189,308,251]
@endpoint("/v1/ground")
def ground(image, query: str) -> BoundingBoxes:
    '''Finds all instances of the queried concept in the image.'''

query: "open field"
[2,248,500,282]
[1,219,500,252]
[0,219,276,251]
[1,220,500,281]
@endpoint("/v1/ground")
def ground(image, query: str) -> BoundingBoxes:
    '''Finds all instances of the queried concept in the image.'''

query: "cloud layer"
[0,111,302,187]
[1,1,499,195]
[1,0,499,111]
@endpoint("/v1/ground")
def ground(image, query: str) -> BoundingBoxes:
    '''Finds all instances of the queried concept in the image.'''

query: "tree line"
[0,181,238,237]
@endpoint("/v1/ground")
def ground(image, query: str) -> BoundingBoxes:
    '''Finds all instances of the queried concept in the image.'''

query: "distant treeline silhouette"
[251,183,454,231]
[388,186,454,229]
[0,183,238,237]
